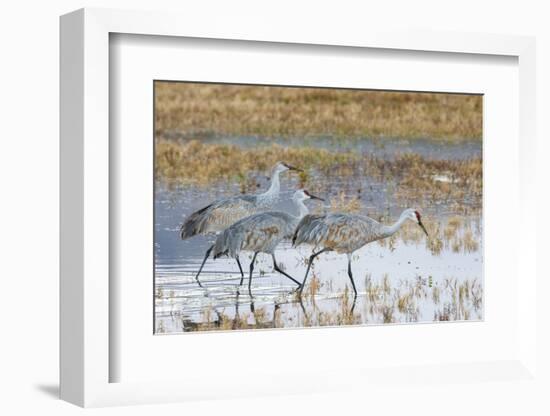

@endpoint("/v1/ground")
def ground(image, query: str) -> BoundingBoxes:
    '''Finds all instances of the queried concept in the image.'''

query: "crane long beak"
[418,220,429,237]
[286,164,304,172]
[309,194,325,202]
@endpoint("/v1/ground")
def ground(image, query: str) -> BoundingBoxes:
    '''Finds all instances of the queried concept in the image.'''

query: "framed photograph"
[153,81,483,334]
[60,8,538,407]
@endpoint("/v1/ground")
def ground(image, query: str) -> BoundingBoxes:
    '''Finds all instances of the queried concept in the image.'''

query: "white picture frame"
[60,8,537,407]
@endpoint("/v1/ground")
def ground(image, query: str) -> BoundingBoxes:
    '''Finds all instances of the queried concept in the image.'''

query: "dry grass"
[329,190,363,214]
[155,82,482,141]
[365,153,483,208]
[155,139,357,185]
[156,140,482,207]
[433,278,483,321]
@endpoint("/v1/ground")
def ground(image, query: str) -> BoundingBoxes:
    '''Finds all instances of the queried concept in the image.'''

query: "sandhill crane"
[292,208,429,296]
[180,162,302,240]
[195,190,324,295]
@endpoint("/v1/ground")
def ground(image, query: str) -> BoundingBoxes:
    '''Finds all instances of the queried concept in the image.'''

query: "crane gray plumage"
[194,190,324,296]
[293,213,388,253]
[292,208,429,296]
[180,195,257,239]
[180,162,301,239]
[212,212,299,260]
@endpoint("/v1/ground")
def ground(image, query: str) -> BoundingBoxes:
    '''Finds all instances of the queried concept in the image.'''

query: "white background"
[112,34,519,384]
[1,1,548,415]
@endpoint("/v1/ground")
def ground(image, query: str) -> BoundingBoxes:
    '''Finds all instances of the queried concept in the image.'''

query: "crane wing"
[213,212,293,257]
[180,195,258,239]
[292,214,328,247]
[293,213,383,251]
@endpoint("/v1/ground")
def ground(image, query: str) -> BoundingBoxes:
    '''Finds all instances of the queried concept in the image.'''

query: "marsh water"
[155,137,483,333]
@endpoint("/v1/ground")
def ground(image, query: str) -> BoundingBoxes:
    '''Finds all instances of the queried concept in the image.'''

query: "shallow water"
[165,134,482,161]
[155,138,483,333]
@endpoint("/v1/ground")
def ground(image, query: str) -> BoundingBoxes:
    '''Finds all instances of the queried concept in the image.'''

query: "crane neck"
[292,197,309,219]
[381,212,409,237]
[262,169,281,199]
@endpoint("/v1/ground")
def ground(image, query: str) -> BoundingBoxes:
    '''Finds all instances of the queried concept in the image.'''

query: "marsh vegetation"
[155,82,482,141]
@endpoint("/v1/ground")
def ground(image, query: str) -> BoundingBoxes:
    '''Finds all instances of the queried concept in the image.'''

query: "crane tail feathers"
[292,214,326,247]
[180,203,214,240]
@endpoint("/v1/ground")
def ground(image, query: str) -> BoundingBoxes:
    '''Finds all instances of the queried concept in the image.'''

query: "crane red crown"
[414,210,422,222]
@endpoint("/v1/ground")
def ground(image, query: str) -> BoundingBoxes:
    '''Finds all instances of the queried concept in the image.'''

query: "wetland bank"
[154,82,483,334]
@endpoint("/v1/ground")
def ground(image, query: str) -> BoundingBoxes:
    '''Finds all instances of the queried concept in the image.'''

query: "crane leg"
[195,244,214,287]
[236,255,245,286]
[248,252,258,298]
[299,248,330,296]
[347,254,358,296]
[350,293,357,315]
[271,254,301,287]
